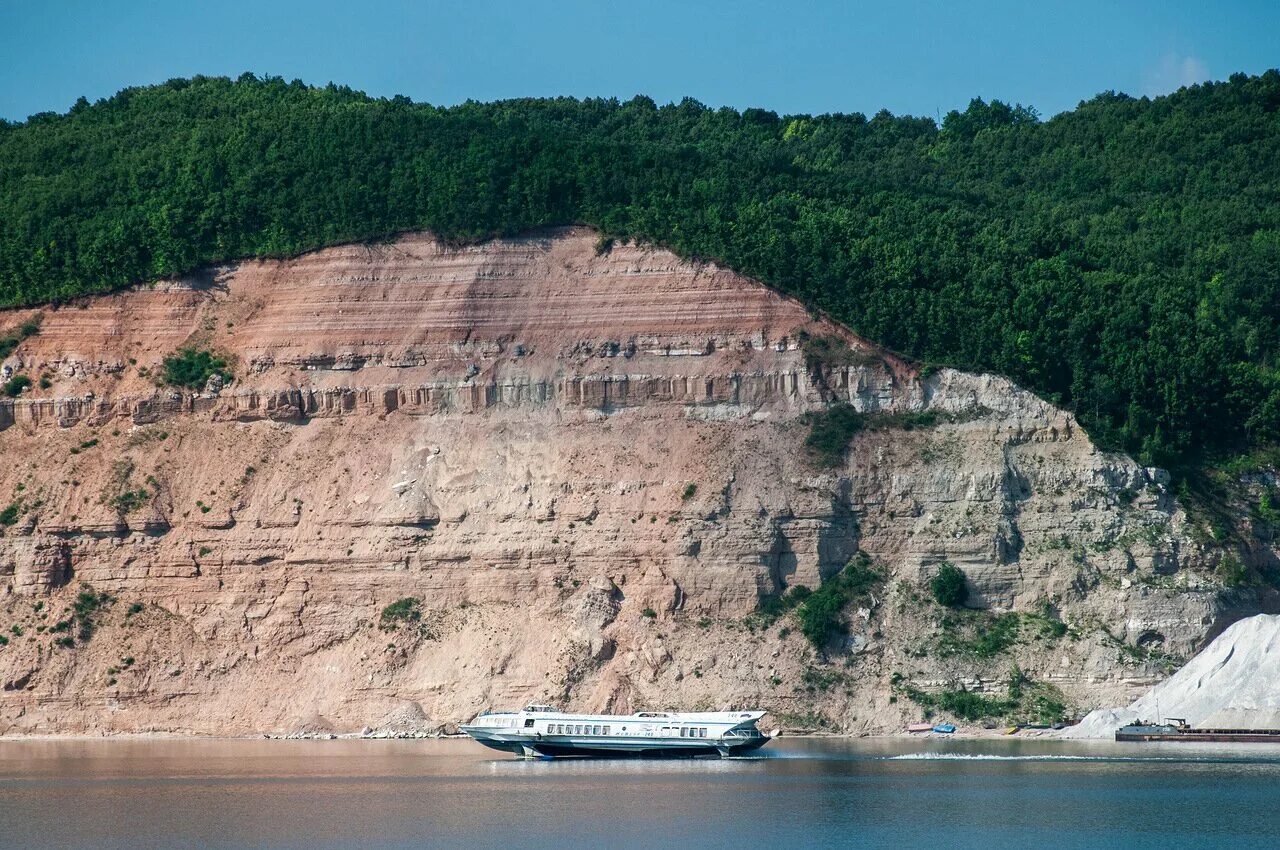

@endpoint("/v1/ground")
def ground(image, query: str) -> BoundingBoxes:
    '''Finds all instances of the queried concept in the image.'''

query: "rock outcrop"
[0,228,1265,736]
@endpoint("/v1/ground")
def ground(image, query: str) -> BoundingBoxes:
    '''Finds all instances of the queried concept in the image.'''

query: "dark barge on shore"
[1116,719,1280,743]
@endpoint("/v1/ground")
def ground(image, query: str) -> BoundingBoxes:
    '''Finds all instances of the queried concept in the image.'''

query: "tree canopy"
[3,72,1280,468]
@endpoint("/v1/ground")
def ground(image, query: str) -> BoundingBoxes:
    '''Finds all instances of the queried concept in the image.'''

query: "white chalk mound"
[1063,614,1280,738]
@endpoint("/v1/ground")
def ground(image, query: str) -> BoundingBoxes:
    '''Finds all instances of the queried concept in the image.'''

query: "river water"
[1,736,1277,848]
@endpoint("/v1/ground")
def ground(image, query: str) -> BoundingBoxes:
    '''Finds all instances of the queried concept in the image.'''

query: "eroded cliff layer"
[0,228,1254,736]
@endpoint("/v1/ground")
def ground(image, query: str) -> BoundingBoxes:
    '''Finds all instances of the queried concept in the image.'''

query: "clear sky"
[1,0,1277,122]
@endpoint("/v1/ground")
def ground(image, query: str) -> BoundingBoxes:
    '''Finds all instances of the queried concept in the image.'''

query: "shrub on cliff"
[795,553,884,647]
[804,404,864,467]
[162,348,230,390]
[2,374,31,397]
[0,314,41,360]
[380,597,421,630]
[930,562,968,608]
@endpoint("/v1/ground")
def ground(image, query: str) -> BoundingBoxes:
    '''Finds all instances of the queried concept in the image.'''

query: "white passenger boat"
[461,705,776,758]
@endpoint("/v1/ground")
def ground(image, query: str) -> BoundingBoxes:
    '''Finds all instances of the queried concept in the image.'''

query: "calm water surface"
[1,736,1278,849]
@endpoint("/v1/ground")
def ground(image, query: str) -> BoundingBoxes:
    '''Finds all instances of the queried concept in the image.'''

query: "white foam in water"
[887,753,1137,762]
[886,752,1268,764]
[1064,614,1280,738]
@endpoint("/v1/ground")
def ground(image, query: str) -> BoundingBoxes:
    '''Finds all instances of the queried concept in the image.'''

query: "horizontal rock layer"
[0,228,1257,736]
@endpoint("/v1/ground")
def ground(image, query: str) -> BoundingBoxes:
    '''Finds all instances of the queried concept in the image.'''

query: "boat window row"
[665,726,709,738]
[549,724,611,735]
[545,723,711,738]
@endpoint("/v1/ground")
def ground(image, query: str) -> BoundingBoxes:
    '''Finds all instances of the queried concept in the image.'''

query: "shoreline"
[0,728,1070,743]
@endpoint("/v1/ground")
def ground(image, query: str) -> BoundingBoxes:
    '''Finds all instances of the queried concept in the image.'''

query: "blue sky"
[1,0,1277,122]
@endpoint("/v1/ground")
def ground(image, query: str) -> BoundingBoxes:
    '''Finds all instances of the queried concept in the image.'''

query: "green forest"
[2,72,1279,469]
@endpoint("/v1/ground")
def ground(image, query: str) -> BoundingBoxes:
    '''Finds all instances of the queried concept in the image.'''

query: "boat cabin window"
[523,719,534,728]
[699,728,707,737]
[603,726,610,735]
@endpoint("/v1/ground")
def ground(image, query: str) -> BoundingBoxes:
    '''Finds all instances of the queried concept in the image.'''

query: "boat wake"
[886,752,1280,764]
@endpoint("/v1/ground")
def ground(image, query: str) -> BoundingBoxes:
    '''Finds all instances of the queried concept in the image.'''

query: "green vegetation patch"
[936,610,1023,659]
[759,553,884,648]
[101,459,158,515]
[379,597,421,630]
[930,562,968,607]
[50,584,114,646]
[161,348,231,390]
[804,404,864,467]
[0,315,41,360]
[895,667,1067,725]
[800,332,879,372]
[2,374,31,397]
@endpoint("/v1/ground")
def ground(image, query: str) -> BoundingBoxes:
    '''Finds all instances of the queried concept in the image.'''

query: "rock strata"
[0,228,1262,736]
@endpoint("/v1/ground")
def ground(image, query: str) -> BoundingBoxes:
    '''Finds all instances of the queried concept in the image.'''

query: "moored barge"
[1116,719,1280,743]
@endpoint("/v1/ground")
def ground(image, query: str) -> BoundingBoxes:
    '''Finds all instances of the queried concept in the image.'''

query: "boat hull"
[463,730,771,759]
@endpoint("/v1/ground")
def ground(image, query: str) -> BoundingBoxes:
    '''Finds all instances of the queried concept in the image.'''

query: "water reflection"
[1,737,1279,849]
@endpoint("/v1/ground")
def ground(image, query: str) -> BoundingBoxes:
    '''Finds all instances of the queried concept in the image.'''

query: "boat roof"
[482,707,765,722]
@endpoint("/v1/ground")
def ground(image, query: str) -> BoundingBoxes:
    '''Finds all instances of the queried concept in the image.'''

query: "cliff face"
[0,228,1259,736]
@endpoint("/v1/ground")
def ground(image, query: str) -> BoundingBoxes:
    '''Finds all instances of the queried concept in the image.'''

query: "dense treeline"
[2,72,1280,467]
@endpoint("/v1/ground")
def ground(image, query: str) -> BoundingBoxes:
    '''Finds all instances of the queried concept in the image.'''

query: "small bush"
[804,404,864,466]
[162,348,231,389]
[380,597,421,630]
[0,314,41,359]
[72,586,112,642]
[790,553,884,647]
[937,611,1022,659]
[800,333,878,373]
[1028,599,1068,638]
[0,503,19,526]
[930,562,968,607]
[1217,554,1253,587]
[641,607,658,619]
[2,374,31,397]
[757,584,811,619]
[681,483,697,500]
[109,489,151,514]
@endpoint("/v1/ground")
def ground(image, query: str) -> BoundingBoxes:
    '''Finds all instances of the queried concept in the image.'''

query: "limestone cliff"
[0,228,1264,736]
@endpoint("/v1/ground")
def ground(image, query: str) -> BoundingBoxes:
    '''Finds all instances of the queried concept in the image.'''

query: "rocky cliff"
[0,228,1263,736]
